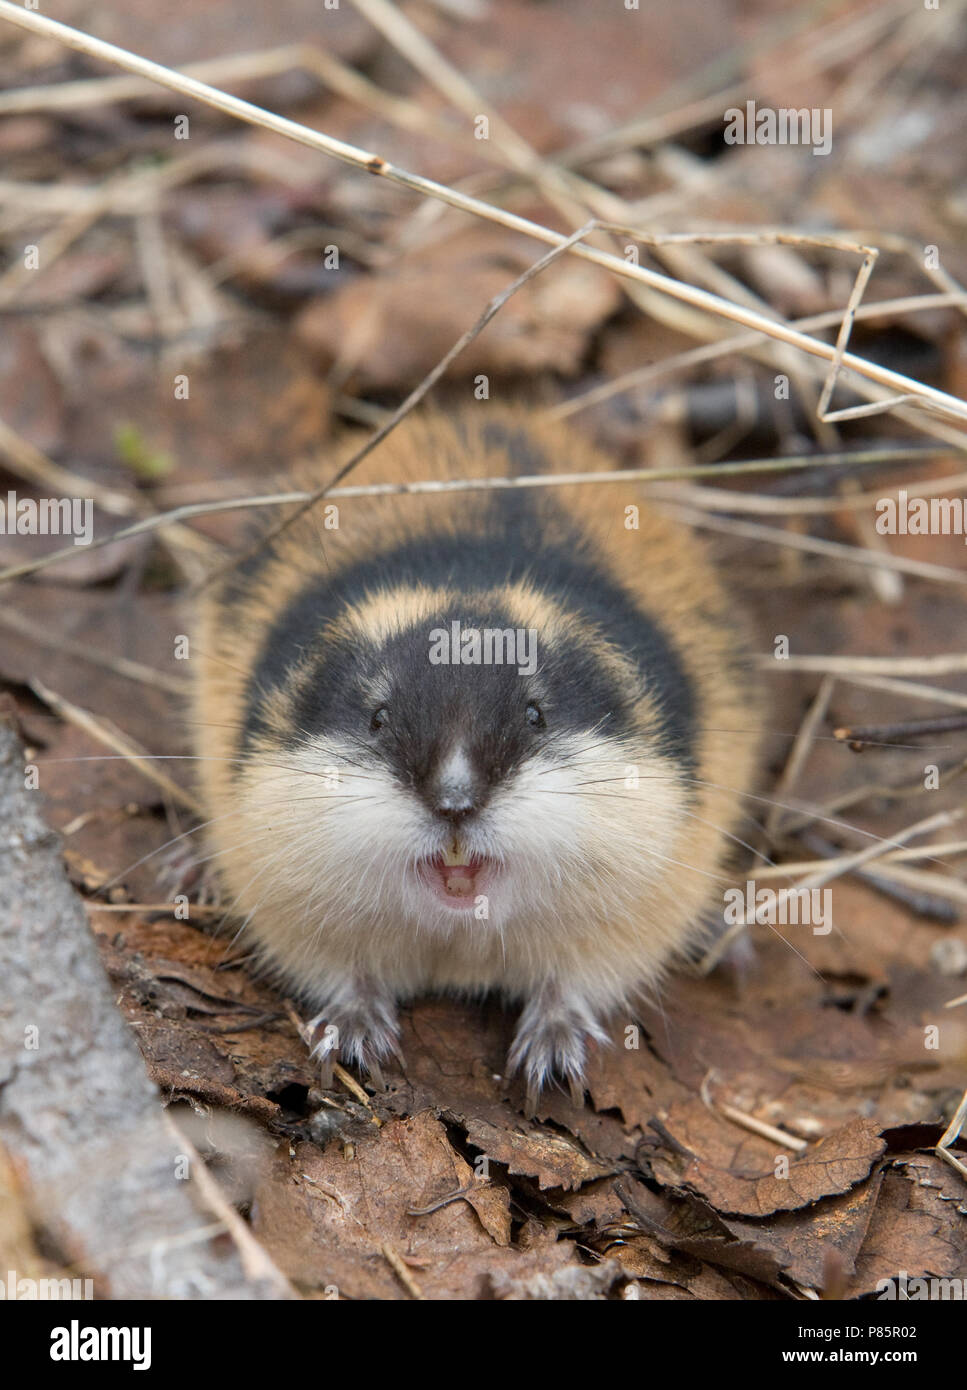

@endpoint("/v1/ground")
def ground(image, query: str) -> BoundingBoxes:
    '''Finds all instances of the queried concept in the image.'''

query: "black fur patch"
[239,502,697,790]
[480,419,555,478]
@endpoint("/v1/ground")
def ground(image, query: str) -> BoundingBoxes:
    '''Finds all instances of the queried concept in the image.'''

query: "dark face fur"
[294,603,650,825]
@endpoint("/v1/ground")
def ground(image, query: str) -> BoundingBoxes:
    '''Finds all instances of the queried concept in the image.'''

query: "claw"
[311,1034,338,1090]
[304,998,402,1095]
[507,990,608,1110]
[567,1073,586,1108]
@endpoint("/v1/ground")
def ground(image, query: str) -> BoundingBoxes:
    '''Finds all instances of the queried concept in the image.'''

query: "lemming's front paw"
[506,992,609,1111]
[307,995,402,1092]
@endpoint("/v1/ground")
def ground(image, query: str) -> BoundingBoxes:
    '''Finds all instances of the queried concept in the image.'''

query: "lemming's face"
[238,588,691,943]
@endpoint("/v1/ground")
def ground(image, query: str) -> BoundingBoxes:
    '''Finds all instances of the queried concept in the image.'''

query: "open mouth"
[418,838,496,911]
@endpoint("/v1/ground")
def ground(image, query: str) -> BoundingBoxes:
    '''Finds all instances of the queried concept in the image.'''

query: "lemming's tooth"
[442,837,469,867]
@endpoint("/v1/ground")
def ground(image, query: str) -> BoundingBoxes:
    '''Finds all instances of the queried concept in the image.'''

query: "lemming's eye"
[370,706,389,732]
[525,702,545,729]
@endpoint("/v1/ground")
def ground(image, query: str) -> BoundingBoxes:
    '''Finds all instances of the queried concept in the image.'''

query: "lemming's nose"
[434,793,476,823]
[427,746,485,821]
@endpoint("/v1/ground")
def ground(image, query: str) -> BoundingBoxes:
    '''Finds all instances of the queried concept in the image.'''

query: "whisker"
[682,774,955,869]
[36,750,387,786]
[93,792,382,896]
[535,762,955,872]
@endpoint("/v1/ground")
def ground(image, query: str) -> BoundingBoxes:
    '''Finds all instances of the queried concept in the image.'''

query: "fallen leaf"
[463,1114,615,1192]
[250,1111,581,1300]
[652,1114,886,1217]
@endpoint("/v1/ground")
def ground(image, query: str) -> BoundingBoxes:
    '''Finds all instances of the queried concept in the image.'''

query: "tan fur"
[192,407,762,1089]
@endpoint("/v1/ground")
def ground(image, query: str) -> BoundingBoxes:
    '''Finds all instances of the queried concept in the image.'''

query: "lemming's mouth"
[416,839,498,911]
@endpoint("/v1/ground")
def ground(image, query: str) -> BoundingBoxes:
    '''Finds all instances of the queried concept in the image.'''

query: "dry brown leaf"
[652,1113,886,1217]
[249,1111,583,1300]
[295,226,620,390]
[849,1162,967,1294]
[463,1114,614,1192]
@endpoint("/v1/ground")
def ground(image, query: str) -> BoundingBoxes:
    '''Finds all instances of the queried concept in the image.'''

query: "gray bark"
[0,719,291,1299]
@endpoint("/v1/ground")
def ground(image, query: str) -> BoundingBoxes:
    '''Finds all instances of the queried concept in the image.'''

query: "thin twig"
[381,1243,426,1300]
[0,610,188,697]
[756,839,967,876]
[84,901,223,920]
[833,713,967,751]
[936,1088,967,1184]
[765,677,835,841]
[648,461,967,518]
[700,1072,808,1152]
[0,445,957,588]
[782,808,963,896]
[832,675,967,712]
[657,503,967,587]
[0,414,134,518]
[550,292,967,435]
[30,678,201,815]
[757,654,967,677]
